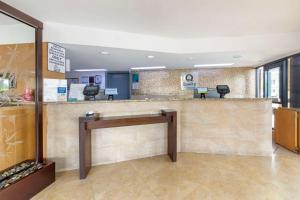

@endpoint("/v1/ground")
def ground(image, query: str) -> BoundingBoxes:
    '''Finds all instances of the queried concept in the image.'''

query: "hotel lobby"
[0,0,300,199]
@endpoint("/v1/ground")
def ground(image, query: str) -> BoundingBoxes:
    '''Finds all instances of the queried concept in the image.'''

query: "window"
[256,67,264,98]
[267,67,280,102]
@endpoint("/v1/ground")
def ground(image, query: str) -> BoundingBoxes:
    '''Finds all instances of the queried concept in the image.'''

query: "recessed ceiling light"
[188,57,194,60]
[131,66,166,70]
[147,55,155,59]
[75,69,107,72]
[194,63,234,67]
[233,55,242,59]
[100,51,110,55]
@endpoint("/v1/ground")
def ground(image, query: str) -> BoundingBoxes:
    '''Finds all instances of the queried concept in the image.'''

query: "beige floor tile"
[31,147,300,200]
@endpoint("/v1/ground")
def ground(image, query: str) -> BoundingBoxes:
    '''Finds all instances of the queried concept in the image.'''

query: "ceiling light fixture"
[194,63,234,67]
[147,55,155,59]
[66,59,71,72]
[74,69,107,72]
[233,55,242,59]
[100,51,110,55]
[131,66,166,70]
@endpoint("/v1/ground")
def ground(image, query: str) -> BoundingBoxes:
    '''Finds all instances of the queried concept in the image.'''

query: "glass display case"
[0,3,54,198]
[0,13,36,171]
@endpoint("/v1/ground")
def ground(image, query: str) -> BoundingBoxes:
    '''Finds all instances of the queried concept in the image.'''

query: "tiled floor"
[32,147,300,200]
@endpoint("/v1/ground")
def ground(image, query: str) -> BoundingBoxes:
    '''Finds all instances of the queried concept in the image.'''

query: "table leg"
[162,110,177,162]
[79,119,92,179]
[168,112,177,162]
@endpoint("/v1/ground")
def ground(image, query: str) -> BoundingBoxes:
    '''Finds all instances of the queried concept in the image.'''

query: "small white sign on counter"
[44,79,67,102]
[105,88,118,95]
[69,84,85,101]
[48,43,66,73]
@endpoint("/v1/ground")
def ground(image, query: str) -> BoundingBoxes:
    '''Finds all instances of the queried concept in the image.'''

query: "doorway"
[106,72,130,100]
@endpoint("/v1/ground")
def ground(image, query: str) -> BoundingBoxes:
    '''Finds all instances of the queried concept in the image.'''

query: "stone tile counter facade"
[44,98,272,171]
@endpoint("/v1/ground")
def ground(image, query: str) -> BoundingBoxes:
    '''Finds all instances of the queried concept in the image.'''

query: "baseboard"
[0,161,55,200]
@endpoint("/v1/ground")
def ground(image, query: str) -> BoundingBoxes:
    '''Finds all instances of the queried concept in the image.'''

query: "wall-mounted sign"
[132,73,139,89]
[94,73,106,89]
[95,75,102,84]
[80,76,89,85]
[48,43,66,73]
[181,72,198,90]
[78,73,105,89]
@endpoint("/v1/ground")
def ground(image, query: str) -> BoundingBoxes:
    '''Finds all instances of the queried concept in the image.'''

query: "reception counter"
[44,98,273,171]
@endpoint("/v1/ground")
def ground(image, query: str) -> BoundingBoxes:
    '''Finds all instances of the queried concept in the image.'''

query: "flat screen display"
[197,87,208,93]
[0,78,9,92]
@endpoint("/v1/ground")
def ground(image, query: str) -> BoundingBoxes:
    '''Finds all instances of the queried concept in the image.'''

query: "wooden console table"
[79,109,177,179]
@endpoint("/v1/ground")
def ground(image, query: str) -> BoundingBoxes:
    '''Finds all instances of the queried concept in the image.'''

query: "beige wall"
[0,43,35,96]
[0,42,65,97]
[133,67,256,98]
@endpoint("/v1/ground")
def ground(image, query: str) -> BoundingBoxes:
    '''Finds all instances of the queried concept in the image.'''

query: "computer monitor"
[89,76,95,84]
[216,85,230,98]
[83,85,99,100]
[197,87,208,94]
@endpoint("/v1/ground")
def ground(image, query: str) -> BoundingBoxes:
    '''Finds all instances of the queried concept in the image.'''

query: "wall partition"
[290,54,300,108]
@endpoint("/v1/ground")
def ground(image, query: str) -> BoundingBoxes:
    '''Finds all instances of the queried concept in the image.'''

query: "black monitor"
[216,85,230,98]
[89,76,95,84]
[83,84,99,100]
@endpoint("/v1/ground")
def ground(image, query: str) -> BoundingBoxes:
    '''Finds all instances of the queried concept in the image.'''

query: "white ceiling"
[2,0,300,69]
[3,0,300,38]
[60,43,295,71]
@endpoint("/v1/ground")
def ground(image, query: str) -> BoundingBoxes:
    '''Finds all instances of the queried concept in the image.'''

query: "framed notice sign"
[48,43,66,73]
[43,79,67,102]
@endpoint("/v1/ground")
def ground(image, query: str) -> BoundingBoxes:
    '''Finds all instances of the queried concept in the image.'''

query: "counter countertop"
[0,101,35,109]
[44,97,271,105]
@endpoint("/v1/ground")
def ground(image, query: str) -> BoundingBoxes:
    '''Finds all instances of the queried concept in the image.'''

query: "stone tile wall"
[45,99,272,172]
[133,68,256,98]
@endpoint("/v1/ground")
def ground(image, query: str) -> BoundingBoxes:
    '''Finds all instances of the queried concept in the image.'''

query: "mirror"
[0,13,36,171]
